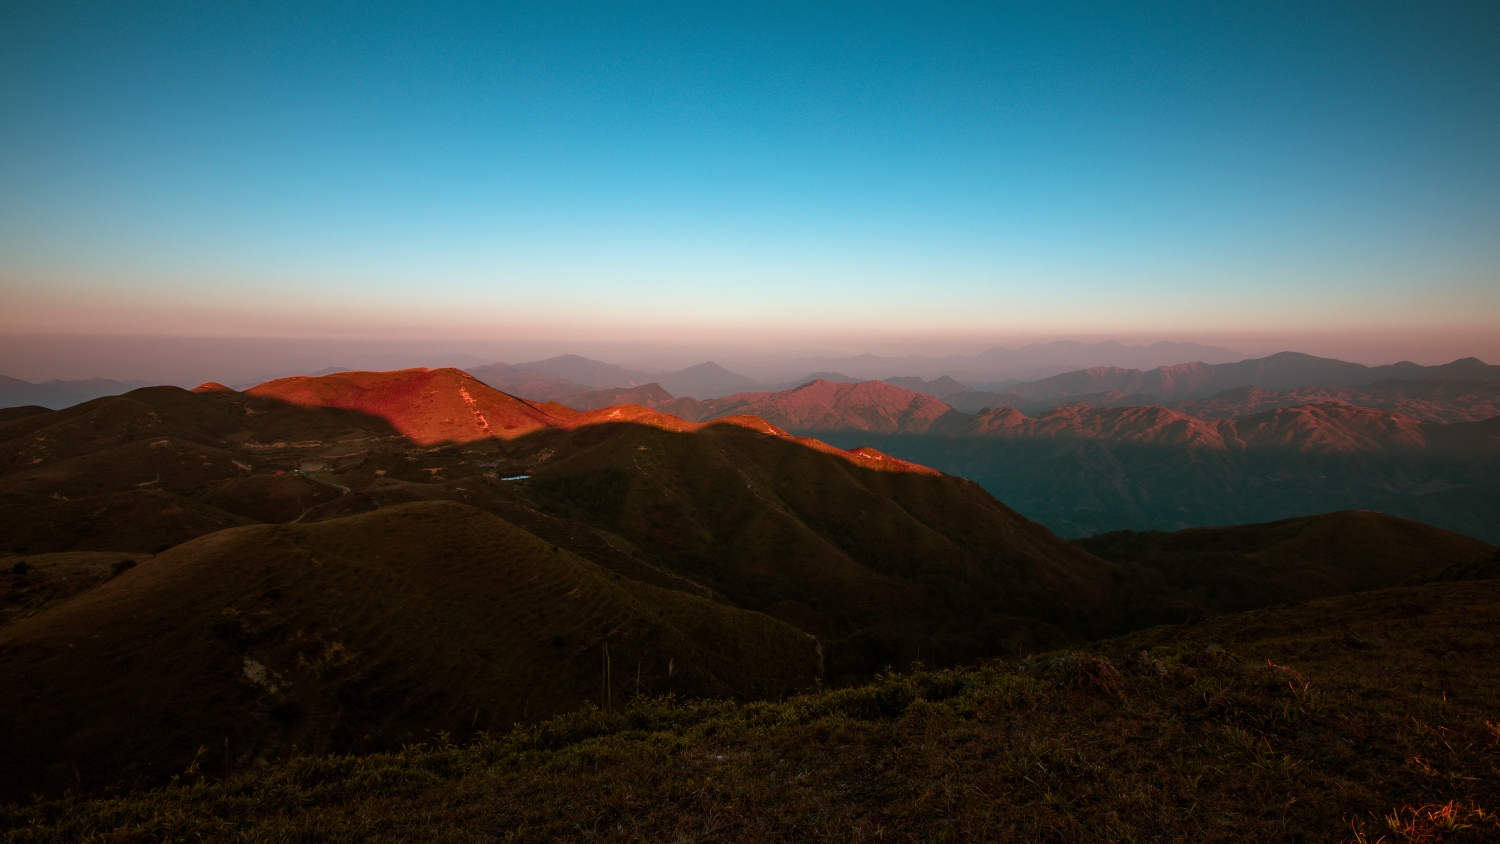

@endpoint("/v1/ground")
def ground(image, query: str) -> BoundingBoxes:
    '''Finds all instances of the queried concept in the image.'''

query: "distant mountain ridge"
[467,351,1499,424]
[833,401,1500,543]
[754,340,1245,383]
[998,352,1500,404]
[0,375,152,410]
[464,362,590,403]
[1168,377,1500,424]
[701,379,952,435]
[657,361,764,398]
[509,355,656,390]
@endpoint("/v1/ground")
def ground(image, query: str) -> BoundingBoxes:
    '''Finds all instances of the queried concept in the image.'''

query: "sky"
[2,1,1498,373]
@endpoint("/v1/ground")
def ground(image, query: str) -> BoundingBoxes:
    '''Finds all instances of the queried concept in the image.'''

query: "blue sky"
[2,1,1497,360]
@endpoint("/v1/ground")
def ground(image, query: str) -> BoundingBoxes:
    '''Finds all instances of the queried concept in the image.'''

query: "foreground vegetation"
[6,579,1499,843]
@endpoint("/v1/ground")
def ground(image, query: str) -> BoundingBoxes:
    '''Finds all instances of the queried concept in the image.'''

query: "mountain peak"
[246,367,563,445]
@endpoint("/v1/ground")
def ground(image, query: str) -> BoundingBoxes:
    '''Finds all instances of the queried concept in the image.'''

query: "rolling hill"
[246,367,565,444]
[1078,510,1496,619]
[0,500,820,800]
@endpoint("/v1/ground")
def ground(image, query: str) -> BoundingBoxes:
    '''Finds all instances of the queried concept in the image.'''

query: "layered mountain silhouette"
[657,361,764,398]
[756,340,1245,384]
[987,352,1500,406]
[1167,377,1500,423]
[463,362,590,403]
[697,379,951,435]
[0,374,150,410]
[467,358,740,400]
[464,356,872,403]
[508,354,656,390]
[883,375,979,400]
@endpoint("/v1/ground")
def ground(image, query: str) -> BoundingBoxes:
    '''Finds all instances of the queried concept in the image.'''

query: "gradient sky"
[2,2,1498,364]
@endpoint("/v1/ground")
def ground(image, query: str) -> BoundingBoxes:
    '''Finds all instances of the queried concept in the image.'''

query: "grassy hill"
[6,577,1498,842]
[508,415,1116,679]
[1078,510,1496,622]
[0,501,819,801]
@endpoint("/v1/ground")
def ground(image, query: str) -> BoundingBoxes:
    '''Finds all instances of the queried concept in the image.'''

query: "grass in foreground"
[6,579,1500,843]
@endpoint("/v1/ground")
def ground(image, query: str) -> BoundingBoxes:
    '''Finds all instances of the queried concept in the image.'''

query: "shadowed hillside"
[503,413,1115,677]
[1079,510,1495,623]
[0,500,820,800]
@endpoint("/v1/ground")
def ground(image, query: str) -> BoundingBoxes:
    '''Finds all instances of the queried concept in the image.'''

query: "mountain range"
[684,379,1500,543]
[3,362,1497,801]
[508,351,1496,543]
[0,375,150,410]
[743,339,1248,384]
[0,368,1114,796]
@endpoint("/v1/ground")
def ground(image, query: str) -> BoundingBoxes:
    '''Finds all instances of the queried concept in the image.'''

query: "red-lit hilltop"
[247,367,569,444]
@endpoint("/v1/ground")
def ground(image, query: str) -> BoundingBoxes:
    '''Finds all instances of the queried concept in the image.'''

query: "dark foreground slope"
[8,577,1498,843]
[1079,509,1496,618]
[0,501,818,800]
